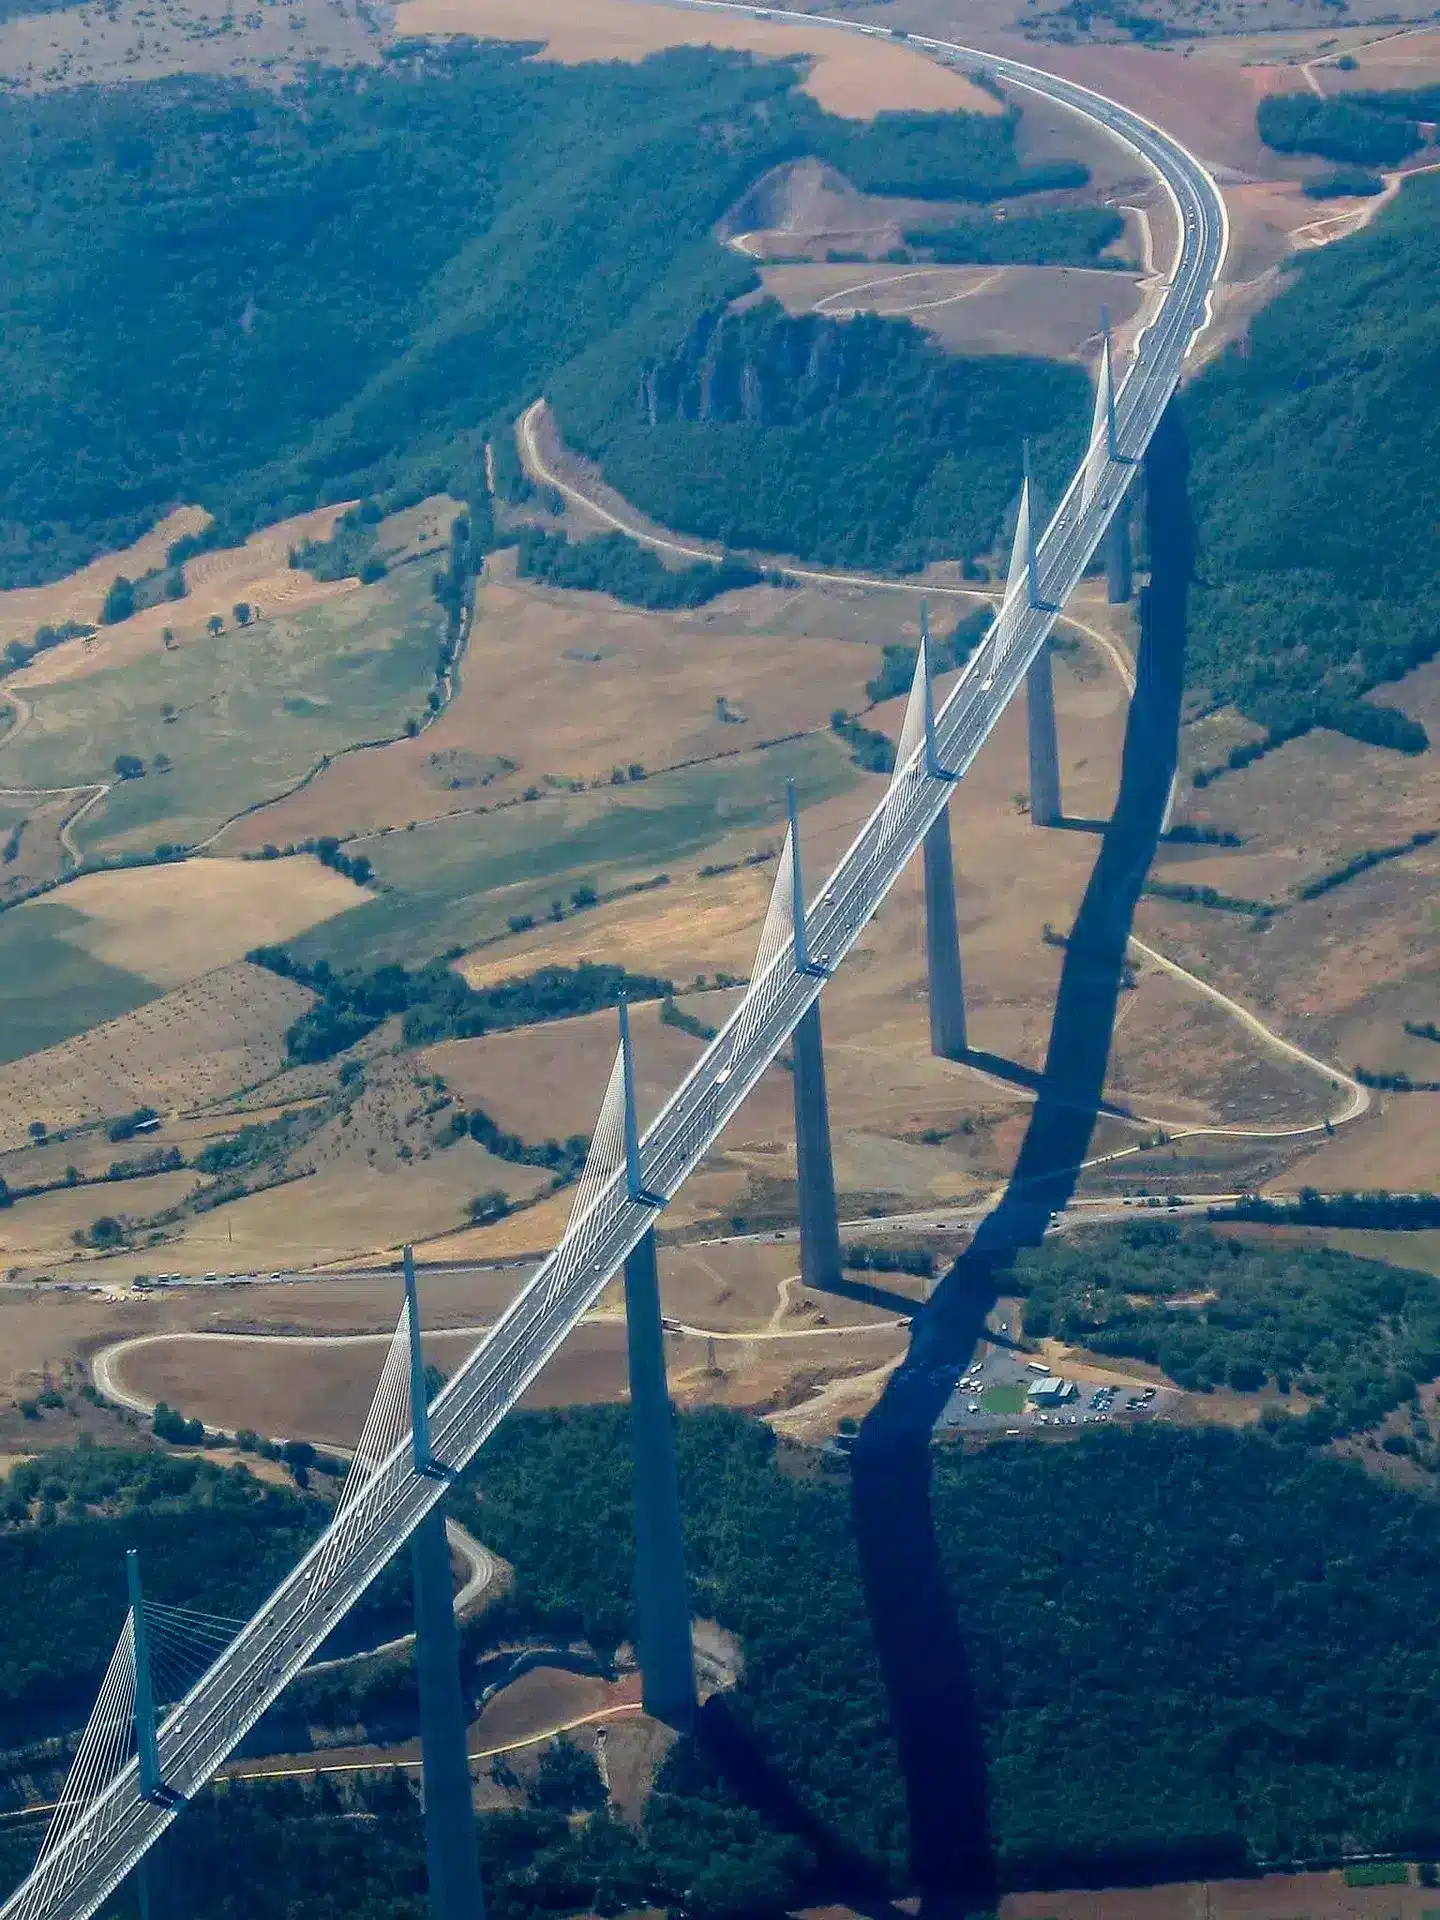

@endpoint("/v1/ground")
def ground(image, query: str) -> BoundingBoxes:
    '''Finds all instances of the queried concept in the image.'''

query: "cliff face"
[638,305,905,429]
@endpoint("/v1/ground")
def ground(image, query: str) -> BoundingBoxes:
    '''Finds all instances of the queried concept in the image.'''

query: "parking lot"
[932,1314,1173,1437]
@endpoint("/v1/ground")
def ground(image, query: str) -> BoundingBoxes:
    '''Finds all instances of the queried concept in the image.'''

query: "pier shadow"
[849,399,1194,1912]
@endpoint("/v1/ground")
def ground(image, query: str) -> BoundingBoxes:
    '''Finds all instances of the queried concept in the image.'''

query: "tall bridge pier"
[922,802,967,1058]
[793,1000,842,1290]
[1105,502,1133,604]
[1025,644,1062,828]
[623,1228,696,1725]
[405,1252,487,1920]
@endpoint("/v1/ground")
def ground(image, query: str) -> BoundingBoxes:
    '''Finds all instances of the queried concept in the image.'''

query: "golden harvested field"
[760,261,1146,362]
[221,575,877,848]
[0,961,313,1150]
[0,507,208,653]
[37,856,367,987]
[10,506,356,692]
[393,0,1003,118]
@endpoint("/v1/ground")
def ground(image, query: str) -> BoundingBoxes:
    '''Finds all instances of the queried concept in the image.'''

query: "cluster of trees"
[1294,829,1435,901]
[1258,92,1423,166]
[1014,1221,1440,1433]
[1185,172,1440,744]
[444,1104,589,1183]
[554,300,1086,576]
[903,206,1126,267]
[2,618,93,676]
[829,707,894,773]
[248,946,673,1063]
[1141,877,1276,920]
[813,108,1089,201]
[290,502,388,585]
[454,1403,1440,1890]
[513,527,762,609]
[1304,166,1384,200]
[1214,1190,1440,1229]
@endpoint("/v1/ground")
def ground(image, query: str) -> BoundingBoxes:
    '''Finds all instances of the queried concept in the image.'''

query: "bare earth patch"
[392,0,1003,119]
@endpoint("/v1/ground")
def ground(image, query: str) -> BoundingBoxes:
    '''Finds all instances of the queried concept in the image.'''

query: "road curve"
[1,31,1232,1920]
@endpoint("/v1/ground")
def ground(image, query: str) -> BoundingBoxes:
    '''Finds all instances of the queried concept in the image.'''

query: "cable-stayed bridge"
[1,21,1228,1920]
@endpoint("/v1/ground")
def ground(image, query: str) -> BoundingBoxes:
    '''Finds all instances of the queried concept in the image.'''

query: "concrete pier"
[623,1226,696,1726]
[1026,642,1062,828]
[793,1000,842,1291]
[1106,504,1133,604]
[411,1505,485,1920]
[922,806,967,1057]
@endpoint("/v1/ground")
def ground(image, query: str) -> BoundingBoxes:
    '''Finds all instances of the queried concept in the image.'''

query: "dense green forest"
[0,1450,330,1736]
[456,1405,1440,1887]
[1257,92,1423,165]
[553,302,1086,573]
[903,205,1127,266]
[0,40,1088,589]
[1014,1221,1440,1435]
[1186,170,1440,744]
[513,528,762,608]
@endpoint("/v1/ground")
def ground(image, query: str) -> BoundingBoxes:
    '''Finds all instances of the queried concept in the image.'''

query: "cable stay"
[144,1603,249,1711]
[313,1294,416,1585]
[21,1616,135,1911]
[1081,313,1121,511]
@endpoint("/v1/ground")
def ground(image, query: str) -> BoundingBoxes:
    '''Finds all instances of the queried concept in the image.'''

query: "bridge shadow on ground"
[848,400,1194,1913]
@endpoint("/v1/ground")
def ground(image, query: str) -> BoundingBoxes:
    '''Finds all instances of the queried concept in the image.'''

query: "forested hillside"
[0,39,1088,589]
[458,1405,1440,1890]
[552,303,1087,573]
[1186,171,1440,745]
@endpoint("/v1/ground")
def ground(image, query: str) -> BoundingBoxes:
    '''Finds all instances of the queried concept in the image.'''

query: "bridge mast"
[912,607,967,1056]
[404,1250,487,1920]
[783,783,843,1291]
[617,1006,696,1726]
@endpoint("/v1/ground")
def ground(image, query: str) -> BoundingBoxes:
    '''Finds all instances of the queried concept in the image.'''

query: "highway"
[0,22,1228,1920]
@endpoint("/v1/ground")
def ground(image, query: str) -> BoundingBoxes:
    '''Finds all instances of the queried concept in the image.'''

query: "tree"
[161,627,176,649]
[469,1190,510,1225]
[206,614,224,637]
[113,754,145,780]
[0,1176,10,1210]
[152,752,171,773]
[232,602,252,626]
[101,576,136,625]
[27,1121,46,1143]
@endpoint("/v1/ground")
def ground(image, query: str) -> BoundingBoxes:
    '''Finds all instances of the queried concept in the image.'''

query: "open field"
[0,0,384,93]
[220,573,879,849]
[0,959,313,1142]
[1,560,443,859]
[280,730,860,970]
[761,260,1146,360]
[393,0,1005,118]
[23,855,366,988]
[1312,25,1440,94]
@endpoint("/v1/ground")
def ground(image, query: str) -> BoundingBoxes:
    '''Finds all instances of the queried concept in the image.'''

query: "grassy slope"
[0,902,156,1064]
[288,732,857,968]
[6,564,442,858]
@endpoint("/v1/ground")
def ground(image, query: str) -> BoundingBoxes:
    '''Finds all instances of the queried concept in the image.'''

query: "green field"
[3,566,443,859]
[983,1381,1030,1415]
[0,901,156,1063]
[287,732,860,969]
